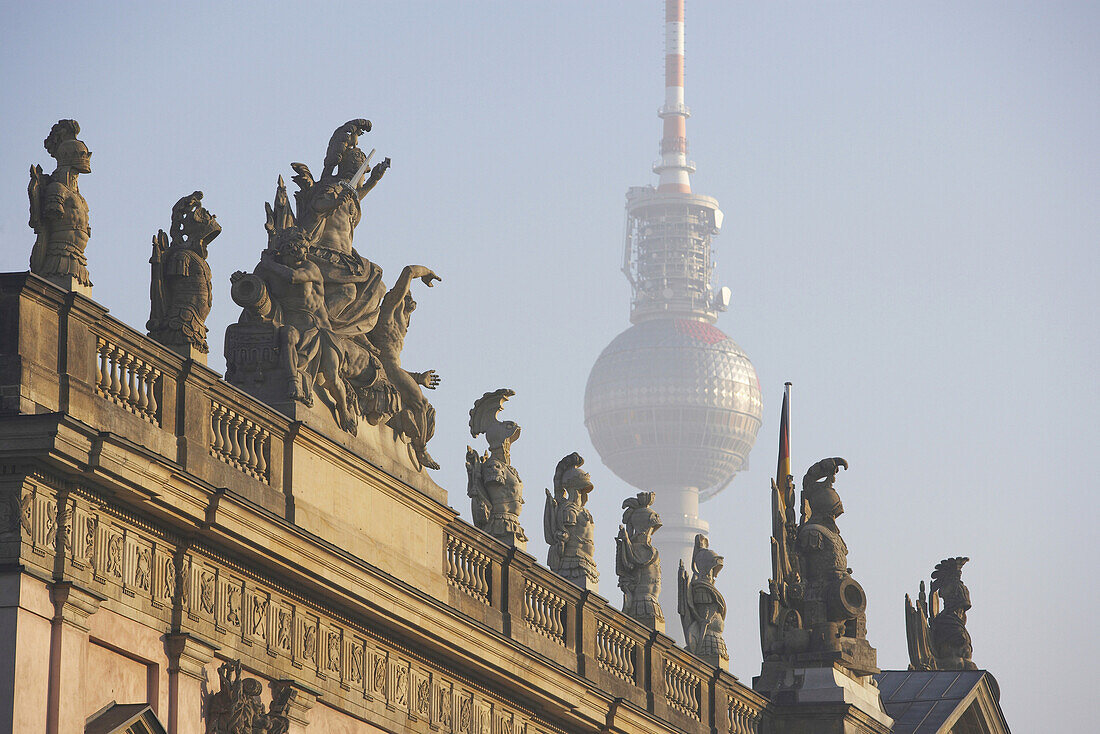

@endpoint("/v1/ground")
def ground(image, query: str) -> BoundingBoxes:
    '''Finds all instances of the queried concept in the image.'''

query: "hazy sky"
[3,2,1097,729]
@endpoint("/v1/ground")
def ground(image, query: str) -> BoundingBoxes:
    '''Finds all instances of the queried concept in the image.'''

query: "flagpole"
[784,381,791,479]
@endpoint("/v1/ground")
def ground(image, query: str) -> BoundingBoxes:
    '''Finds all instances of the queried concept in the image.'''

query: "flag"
[776,382,791,486]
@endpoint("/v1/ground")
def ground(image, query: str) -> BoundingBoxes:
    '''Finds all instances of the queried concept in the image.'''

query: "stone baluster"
[241,420,256,471]
[134,360,150,413]
[120,353,134,405]
[96,339,109,393]
[108,345,122,398]
[228,413,243,465]
[146,366,159,419]
[210,404,224,455]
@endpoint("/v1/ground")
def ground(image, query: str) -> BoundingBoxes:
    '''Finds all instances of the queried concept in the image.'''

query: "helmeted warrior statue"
[544,452,598,590]
[466,388,527,548]
[28,119,93,292]
[226,119,442,469]
[616,492,664,630]
[758,457,878,682]
[148,191,221,358]
[677,534,728,668]
[905,556,977,670]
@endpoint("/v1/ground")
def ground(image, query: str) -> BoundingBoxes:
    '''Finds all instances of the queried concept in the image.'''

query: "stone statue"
[148,191,220,358]
[206,658,290,734]
[466,389,527,548]
[677,534,728,667]
[615,492,663,630]
[367,264,442,470]
[758,457,878,677]
[905,556,977,671]
[543,452,598,590]
[225,119,443,469]
[28,119,93,292]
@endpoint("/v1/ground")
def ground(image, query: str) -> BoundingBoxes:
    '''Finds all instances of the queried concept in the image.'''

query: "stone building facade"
[1,271,773,733]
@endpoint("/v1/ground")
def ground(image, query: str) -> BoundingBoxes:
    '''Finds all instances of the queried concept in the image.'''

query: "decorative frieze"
[347,639,363,687]
[273,603,292,654]
[411,669,431,720]
[13,472,762,734]
[127,536,152,594]
[435,677,453,730]
[391,657,410,710]
[369,647,387,699]
[0,487,23,538]
[456,691,473,734]
[323,625,342,678]
[296,613,319,670]
[248,589,270,646]
[221,576,244,632]
[194,564,216,619]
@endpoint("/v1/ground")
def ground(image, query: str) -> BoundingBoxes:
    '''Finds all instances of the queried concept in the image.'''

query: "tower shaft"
[586,0,763,648]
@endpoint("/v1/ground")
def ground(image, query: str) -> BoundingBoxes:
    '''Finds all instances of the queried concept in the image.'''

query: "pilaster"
[46,580,104,734]
[165,632,218,734]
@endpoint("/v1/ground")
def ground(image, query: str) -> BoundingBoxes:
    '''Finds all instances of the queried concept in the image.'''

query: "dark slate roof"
[85,702,167,734]
[874,670,987,734]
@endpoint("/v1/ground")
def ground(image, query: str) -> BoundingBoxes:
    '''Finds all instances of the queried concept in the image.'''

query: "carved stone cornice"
[48,580,104,632]
[165,632,219,680]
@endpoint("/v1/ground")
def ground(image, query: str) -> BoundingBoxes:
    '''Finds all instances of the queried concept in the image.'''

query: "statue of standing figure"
[148,191,220,358]
[543,453,598,591]
[759,457,878,678]
[28,119,93,292]
[466,389,527,548]
[678,534,728,668]
[615,492,664,630]
[368,263,442,470]
[905,556,977,671]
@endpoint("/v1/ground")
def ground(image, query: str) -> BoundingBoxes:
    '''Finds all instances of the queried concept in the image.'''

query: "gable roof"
[874,670,1010,734]
[85,702,168,734]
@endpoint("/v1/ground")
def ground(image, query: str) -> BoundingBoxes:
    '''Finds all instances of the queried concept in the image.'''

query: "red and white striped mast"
[656,0,695,194]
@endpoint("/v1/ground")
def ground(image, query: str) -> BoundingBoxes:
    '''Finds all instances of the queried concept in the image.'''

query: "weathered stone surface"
[615,491,663,630]
[905,556,977,671]
[466,388,527,548]
[28,119,92,294]
[677,534,728,669]
[148,191,220,361]
[544,452,598,591]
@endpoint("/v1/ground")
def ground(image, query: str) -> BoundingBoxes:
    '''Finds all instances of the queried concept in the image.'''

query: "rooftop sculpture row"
[465,386,728,664]
[23,118,977,682]
[27,118,445,471]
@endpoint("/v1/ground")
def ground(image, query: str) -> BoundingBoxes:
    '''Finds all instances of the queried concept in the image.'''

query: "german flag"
[776,382,791,486]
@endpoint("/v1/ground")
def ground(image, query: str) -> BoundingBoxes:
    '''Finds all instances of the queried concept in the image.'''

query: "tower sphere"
[584,319,762,499]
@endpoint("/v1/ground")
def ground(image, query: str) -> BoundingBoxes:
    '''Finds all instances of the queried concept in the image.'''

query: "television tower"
[584,0,762,632]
